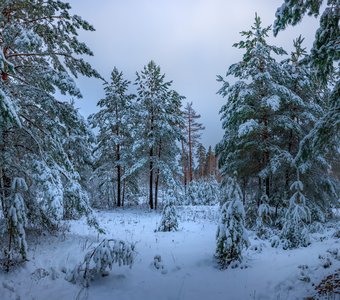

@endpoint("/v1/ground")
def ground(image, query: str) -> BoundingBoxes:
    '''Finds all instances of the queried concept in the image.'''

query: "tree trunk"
[181,139,187,190]
[149,147,154,209]
[257,177,262,206]
[263,115,270,198]
[154,141,162,210]
[242,177,247,205]
[122,173,126,207]
[188,115,193,182]
[155,169,160,210]
[285,128,293,194]
[116,143,121,207]
[0,130,11,212]
[265,176,270,198]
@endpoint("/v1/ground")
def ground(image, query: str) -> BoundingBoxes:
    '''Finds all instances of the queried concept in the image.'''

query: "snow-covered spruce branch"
[66,238,136,287]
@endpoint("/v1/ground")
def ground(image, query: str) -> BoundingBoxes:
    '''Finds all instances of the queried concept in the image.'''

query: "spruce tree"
[157,191,179,232]
[4,177,28,271]
[256,193,272,238]
[281,171,311,249]
[215,177,249,269]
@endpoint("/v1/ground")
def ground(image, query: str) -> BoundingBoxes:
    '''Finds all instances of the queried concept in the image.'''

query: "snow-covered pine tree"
[157,191,179,232]
[281,171,311,249]
[279,36,338,218]
[0,0,102,264]
[89,67,136,208]
[216,14,337,221]
[134,61,184,210]
[3,177,28,271]
[274,0,340,177]
[274,0,339,81]
[216,14,288,207]
[215,177,249,269]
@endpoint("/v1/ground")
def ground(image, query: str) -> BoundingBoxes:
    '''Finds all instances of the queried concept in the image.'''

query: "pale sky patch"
[66,0,319,148]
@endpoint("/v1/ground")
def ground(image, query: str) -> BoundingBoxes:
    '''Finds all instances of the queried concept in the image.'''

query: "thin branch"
[6,52,71,59]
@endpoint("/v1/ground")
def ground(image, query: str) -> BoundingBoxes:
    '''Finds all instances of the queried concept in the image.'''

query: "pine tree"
[157,191,179,232]
[134,61,184,210]
[281,171,311,249]
[215,177,249,269]
[216,14,337,218]
[0,0,102,266]
[182,102,205,183]
[89,67,135,208]
[274,0,339,173]
[274,0,339,81]
[278,36,338,217]
[217,14,287,203]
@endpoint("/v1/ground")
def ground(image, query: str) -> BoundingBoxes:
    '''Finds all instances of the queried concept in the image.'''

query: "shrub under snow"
[66,238,135,287]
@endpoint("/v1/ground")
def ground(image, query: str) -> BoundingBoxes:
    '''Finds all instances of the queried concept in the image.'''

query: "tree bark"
[188,114,193,182]
[116,143,121,207]
[122,177,126,207]
[181,139,187,190]
[154,141,162,210]
[263,115,270,198]
[149,147,154,209]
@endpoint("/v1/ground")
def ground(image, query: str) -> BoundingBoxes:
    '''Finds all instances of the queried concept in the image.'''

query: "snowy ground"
[0,206,339,300]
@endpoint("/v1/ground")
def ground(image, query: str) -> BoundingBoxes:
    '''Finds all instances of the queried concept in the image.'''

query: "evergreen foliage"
[66,238,135,287]
[274,0,339,80]
[274,0,339,170]
[215,177,249,269]
[0,0,101,269]
[182,102,205,184]
[89,67,136,208]
[3,177,28,271]
[281,172,311,249]
[216,14,338,222]
[133,61,184,209]
[157,191,179,232]
[185,177,220,206]
[255,194,273,238]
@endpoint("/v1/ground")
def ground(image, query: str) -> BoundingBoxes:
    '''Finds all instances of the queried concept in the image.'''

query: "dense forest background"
[0,0,338,276]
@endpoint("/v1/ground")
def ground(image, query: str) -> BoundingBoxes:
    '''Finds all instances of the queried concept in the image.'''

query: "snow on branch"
[66,238,136,287]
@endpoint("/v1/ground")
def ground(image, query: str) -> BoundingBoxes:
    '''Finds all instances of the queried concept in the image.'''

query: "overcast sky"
[67,0,319,148]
